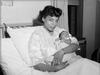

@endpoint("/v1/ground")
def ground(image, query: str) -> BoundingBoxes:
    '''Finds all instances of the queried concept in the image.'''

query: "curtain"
[52,0,69,32]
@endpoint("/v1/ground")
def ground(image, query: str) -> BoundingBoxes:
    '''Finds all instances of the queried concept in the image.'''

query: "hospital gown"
[28,26,65,65]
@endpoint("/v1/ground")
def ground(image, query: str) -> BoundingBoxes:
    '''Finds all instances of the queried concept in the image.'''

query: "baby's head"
[59,31,69,40]
[59,31,71,44]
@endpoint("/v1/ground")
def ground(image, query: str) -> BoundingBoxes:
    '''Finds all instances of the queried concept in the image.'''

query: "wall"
[83,0,96,59]
[1,0,68,30]
[55,0,68,31]
[1,1,51,25]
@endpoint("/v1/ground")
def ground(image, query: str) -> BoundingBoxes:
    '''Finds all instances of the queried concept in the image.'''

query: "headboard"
[2,23,34,38]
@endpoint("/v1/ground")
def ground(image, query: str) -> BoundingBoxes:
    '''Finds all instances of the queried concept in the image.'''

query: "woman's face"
[42,16,59,32]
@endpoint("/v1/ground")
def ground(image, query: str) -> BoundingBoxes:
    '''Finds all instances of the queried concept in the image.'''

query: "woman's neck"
[49,32,54,35]
[43,26,54,36]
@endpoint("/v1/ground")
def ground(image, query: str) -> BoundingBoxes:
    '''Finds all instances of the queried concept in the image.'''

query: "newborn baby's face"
[63,39,71,44]
[61,32,71,44]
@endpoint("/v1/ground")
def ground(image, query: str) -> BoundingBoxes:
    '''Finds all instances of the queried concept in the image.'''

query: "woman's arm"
[62,43,79,54]
[33,63,62,72]
[33,61,69,72]
[62,36,79,54]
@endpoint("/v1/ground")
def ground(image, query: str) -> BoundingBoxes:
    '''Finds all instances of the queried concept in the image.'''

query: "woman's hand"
[33,63,48,72]
[48,61,69,72]
[51,50,65,66]
[54,61,69,72]
[33,63,58,72]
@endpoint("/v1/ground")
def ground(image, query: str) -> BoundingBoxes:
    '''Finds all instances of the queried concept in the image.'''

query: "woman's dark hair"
[33,5,62,26]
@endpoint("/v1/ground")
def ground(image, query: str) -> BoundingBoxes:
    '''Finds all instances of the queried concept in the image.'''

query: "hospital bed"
[0,24,100,75]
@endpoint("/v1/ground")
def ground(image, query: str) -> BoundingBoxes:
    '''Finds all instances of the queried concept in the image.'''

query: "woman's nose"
[52,21,57,26]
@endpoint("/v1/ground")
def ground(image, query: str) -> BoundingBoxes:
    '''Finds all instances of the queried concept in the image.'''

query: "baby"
[41,31,78,65]
[54,31,80,63]
[38,31,80,65]
[55,31,72,50]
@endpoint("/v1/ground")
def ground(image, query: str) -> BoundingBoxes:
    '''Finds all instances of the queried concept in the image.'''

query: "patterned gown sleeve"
[28,32,43,66]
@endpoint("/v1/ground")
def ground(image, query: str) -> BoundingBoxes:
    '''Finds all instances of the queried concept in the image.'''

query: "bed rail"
[1,23,33,38]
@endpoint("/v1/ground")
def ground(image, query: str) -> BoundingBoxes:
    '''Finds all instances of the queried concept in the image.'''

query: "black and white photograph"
[0,0,100,75]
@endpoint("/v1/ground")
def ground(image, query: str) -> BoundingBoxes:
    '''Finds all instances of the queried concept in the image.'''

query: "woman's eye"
[48,19,53,22]
[56,19,58,22]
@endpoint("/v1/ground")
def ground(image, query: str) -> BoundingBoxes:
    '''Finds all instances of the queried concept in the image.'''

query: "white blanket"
[1,39,100,75]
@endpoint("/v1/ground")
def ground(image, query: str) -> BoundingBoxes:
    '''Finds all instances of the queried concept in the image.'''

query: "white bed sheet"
[1,38,100,75]
[1,38,32,75]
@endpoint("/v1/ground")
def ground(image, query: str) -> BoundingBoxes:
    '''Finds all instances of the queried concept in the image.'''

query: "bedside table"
[76,38,87,58]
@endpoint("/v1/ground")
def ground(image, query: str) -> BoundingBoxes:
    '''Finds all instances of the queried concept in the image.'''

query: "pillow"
[1,38,32,75]
[7,27,37,65]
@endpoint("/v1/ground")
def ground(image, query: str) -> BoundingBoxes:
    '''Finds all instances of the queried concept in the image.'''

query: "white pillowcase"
[7,27,37,65]
[1,38,33,75]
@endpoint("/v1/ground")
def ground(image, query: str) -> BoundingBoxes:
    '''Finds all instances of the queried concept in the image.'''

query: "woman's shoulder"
[30,26,43,36]
[32,26,44,32]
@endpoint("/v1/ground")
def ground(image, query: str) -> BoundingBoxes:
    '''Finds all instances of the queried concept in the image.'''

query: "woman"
[29,5,100,75]
[29,5,79,72]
